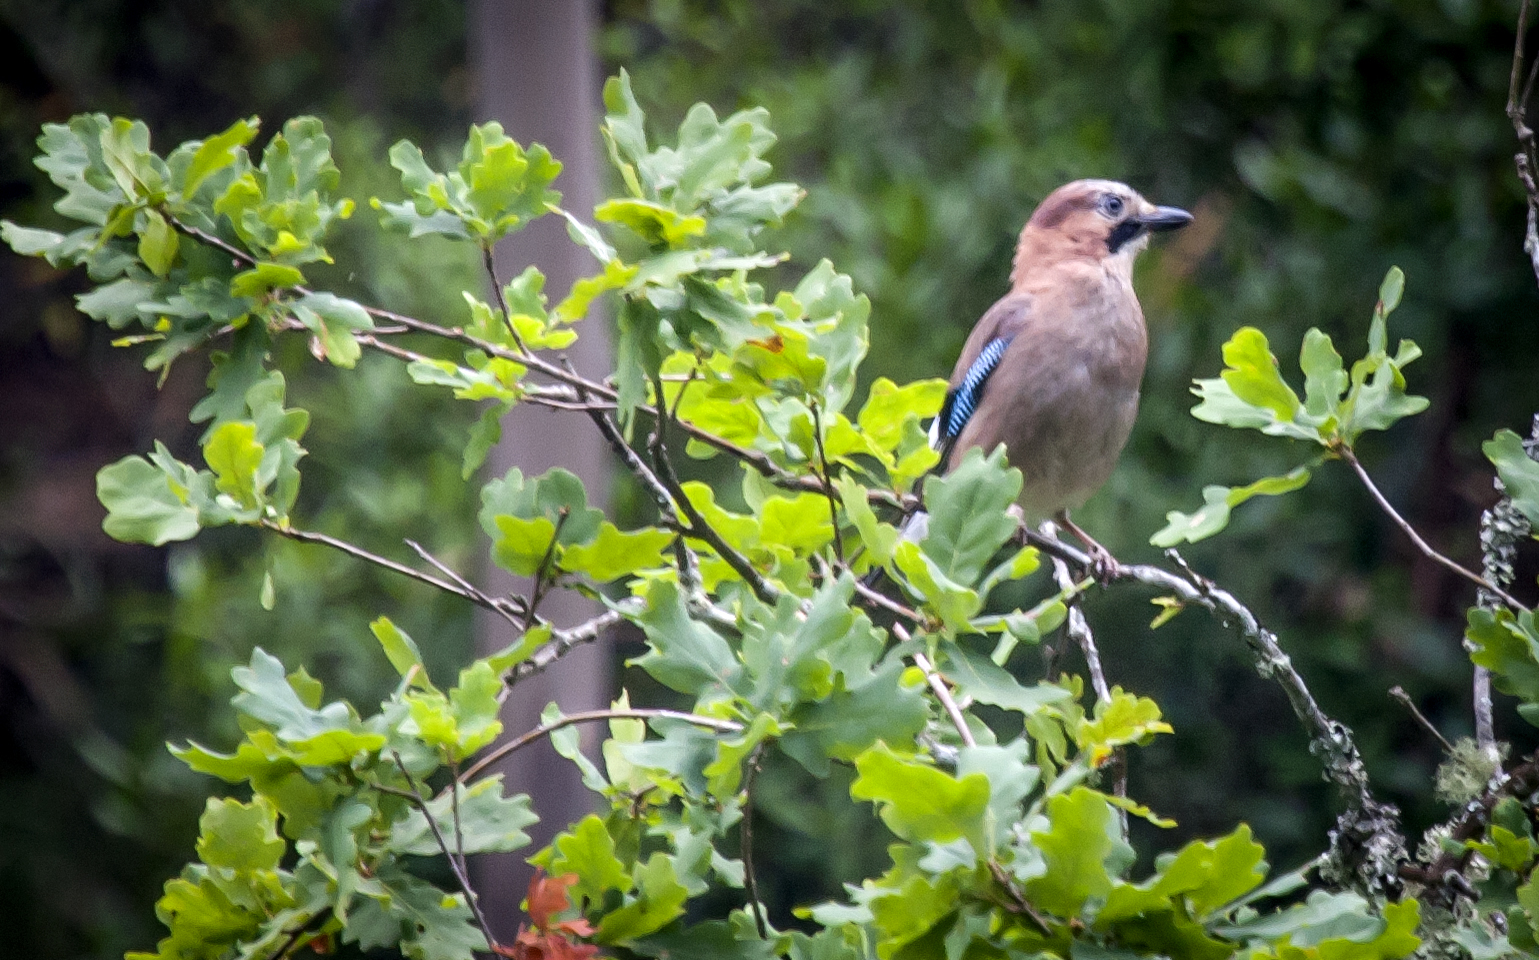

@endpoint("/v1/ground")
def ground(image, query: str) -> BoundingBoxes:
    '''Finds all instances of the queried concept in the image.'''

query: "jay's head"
[1012,179,1192,285]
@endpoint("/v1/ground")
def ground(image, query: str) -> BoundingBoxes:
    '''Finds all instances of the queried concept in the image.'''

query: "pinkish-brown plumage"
[936,179,1191,522]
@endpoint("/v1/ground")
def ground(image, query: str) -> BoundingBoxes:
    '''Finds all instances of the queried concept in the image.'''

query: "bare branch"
[385,751,500,954]
[259,520,526,626]
[741,743,770,939]
[986,860,1052,934]
[809,402,845,564]
[481,241,531,355]
[910,644,976,748]
[1388,686,1454,754]
[457,708,743,787]
[1401,749,1539,908]
[1337,447,1528,611]
[1043,527,1125,820]
[499,608,626,701]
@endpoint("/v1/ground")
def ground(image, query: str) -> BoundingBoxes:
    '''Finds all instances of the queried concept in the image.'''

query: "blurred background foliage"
[3,0,1539,956]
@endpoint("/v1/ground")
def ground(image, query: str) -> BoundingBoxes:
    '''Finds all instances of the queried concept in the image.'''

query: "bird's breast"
[960,273,1148,519]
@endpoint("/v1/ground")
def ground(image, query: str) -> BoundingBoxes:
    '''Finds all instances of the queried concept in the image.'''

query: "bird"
[927,179,1192,568]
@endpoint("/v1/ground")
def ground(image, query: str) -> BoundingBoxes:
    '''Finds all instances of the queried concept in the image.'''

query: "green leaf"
[836,474,898,568]
[1217,327,1303,421]
[1023,787,1121,919]
[138,208,179,277]
[482,623,551,677]
[920,446,1021,586]
[490,514,557,577]
[478,466,605,547]
[387,776,536,856]
[401,664,504,762]
[2,221,67,258]
[1468,824,1537,873]
[351,866,487,960]
[782,656,928,776]
[371,616,428,688]
[548,814,632,906]
[231,648,354,739]
[597,854,691,943]
[204,420,265,507]
[1078,689,1173,760]
[1378,265,1405,317]
[850,742,989,852]
[596,196,707,247]
[630,580,744,700]
[1485,429,1539,527]
[1300,328,1348,420]
[858,377,947,458]
[560,522,674,582]
[1151,465,1312,547]
[1468,607,1539,717]
[78,276,159,328]
[893,540,982,632]
[462,402,508,480]
[375,123,561,242]
[180,116,259,198]
[230,262,305,298]
[1214,891,1419,958]
[956,740,1039,838]
[96,454,202,545]
[448,661,503,757]
[194,796,284,872]
[944,646,1073,716]
[635,918,781,960]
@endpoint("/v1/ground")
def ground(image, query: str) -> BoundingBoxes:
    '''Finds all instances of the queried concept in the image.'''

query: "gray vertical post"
[468,0,611,937]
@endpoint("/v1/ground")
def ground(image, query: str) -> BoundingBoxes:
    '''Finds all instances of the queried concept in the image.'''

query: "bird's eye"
[1099,194,1125,218]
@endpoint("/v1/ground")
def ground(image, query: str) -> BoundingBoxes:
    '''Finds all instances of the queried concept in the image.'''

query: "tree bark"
[468,0,611,937]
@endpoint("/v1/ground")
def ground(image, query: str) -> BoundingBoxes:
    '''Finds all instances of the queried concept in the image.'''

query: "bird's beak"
[1136,205,1194,233]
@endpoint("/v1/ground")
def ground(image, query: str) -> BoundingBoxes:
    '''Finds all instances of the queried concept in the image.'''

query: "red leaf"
[525,870,580,930]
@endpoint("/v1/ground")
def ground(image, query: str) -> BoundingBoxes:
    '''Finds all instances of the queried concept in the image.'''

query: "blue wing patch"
[939,336,1012,441]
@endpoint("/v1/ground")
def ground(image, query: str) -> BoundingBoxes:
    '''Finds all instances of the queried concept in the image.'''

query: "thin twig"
[1388,687,1454,753]
[260,520,525,626]
[449,759,469,880]
[645,387,780,606]
[404,538,525,620]
[386,751,499,954]
[1044,528,1126,823]
[456,708,743,787]
[850,569,924,623]
[499,608,627,701]
[170,215,255,266]
[986,860,1052,934]
[809,402,845,564]
[262,908,334,960]
[1510,0,1539,282]
[481,242,530,355]
[912,646,976,748]
[741,742,769,939]
[525,508,570,628]
[1510,0,1534,123]
[1337,447,1527,611]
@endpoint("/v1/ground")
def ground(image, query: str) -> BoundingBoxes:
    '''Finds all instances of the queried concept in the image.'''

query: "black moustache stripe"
[1106,218,1144,254]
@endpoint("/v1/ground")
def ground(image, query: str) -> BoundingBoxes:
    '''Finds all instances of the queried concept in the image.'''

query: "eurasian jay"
[930,179,1192,561]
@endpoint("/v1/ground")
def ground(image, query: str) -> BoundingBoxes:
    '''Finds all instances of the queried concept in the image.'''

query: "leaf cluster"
[7,71,1503,960]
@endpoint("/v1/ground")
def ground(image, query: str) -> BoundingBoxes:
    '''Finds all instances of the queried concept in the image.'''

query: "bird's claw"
[1054,512,1121,583]
[1086,543,1121,583]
